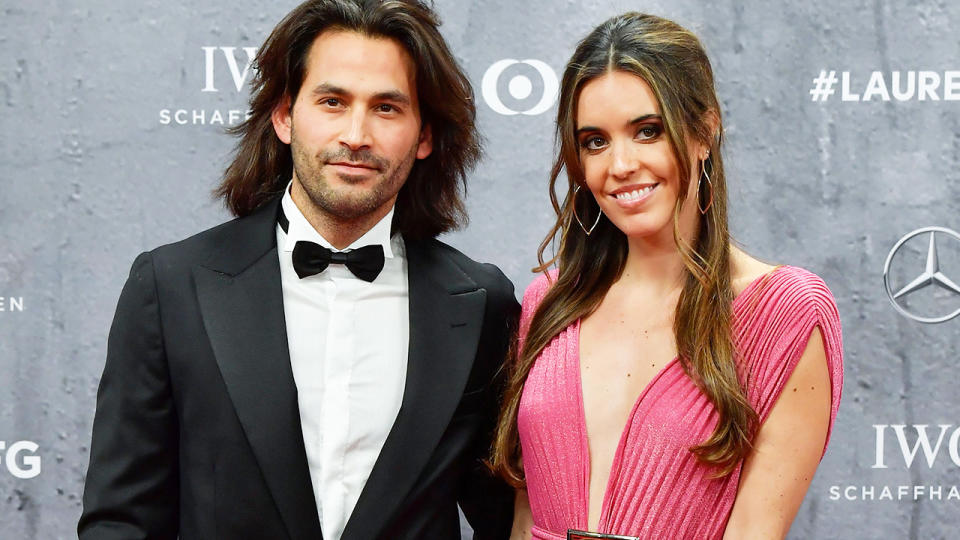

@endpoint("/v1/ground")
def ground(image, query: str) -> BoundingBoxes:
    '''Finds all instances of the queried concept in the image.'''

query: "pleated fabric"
[517,266,843,540]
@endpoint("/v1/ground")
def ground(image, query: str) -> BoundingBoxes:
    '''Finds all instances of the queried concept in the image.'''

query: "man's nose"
[339,109,372,151]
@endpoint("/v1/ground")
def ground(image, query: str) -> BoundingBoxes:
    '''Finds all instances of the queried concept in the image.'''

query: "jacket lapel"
[341,238,487,540]
[193,197,323,540]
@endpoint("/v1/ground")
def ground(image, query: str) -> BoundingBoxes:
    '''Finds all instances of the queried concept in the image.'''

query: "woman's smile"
[609,183,659,209]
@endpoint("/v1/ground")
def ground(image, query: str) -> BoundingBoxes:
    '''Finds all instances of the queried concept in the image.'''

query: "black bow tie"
[279,207,386,282]
[292,242,384,282]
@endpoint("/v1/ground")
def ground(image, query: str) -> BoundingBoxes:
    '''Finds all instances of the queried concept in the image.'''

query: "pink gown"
[517,266,843,540]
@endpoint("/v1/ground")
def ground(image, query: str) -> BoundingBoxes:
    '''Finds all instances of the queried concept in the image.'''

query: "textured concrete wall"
[2,0,959,538]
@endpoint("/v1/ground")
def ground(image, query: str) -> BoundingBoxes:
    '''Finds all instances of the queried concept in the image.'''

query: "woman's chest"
[518,325,721,452]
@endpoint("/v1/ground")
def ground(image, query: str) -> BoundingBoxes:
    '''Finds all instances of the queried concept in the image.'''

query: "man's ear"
[271,96,293,144]
[416,123,433,160]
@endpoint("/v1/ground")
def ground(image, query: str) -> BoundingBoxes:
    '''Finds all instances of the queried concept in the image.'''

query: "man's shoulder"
[422,238,515,299]
[143,199,279,277]
[150,216,243,259]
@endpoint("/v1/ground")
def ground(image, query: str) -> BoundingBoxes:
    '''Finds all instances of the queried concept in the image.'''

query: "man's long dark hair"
[216,0,480,239]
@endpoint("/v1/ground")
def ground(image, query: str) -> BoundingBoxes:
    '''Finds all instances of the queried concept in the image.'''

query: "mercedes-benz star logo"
[883,226,960,323]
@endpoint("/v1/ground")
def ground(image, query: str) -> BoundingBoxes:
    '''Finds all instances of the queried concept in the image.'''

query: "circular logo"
[883,226,960,323]
[481,59,559,116]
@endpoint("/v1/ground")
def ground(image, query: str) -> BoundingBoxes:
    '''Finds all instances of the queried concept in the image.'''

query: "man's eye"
[376,104,397,113]
[320,98,341,107]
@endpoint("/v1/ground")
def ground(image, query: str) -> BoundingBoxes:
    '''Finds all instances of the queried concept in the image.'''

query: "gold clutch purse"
[566,530,639,540]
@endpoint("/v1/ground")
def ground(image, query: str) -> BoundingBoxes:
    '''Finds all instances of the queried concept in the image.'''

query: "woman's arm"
[722,328,832,540]
[510,489,534,540]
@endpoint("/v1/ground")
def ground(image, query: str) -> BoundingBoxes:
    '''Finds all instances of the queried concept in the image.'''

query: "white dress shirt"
[276,184,409,540]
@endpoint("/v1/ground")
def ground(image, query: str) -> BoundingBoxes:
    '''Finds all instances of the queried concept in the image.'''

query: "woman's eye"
[583,136,606,150]
[637,125,661,140]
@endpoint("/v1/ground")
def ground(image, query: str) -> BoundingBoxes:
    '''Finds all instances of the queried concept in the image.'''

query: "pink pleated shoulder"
[516,266,843,540]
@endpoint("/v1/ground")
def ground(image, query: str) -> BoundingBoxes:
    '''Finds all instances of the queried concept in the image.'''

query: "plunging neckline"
[574,266,783,532]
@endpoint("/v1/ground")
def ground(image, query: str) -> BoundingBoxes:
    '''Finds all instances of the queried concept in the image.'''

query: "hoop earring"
[572,184,602,235]
[698,155,714,215]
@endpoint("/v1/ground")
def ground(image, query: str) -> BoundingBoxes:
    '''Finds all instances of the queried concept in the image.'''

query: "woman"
[490,13,843,540]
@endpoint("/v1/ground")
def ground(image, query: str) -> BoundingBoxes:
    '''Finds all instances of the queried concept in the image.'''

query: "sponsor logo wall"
[811,70,960,102]
[1,1,959,538]
[158,46,256,126]
[883,227,960,324]
[481,59,559,116]
[0,297,25,313]
[0,442,42,480]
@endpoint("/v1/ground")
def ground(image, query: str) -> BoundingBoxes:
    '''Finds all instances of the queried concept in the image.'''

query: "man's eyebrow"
[309,84,411,107]
[576,113,662,136]
[372,90,411,106]
[311,83,350,96]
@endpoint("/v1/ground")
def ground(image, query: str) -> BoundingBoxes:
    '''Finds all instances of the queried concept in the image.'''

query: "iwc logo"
[481,59,559,116]
[158,46,256,126]
[883,226,960,323]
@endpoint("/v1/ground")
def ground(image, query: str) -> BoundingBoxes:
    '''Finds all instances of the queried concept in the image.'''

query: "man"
[78,1,517,539]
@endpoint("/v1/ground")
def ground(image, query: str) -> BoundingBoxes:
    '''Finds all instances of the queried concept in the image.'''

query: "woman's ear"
[702,109,721,155]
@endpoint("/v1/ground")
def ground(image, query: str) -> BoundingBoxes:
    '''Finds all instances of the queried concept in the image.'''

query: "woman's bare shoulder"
[729,245,779,296]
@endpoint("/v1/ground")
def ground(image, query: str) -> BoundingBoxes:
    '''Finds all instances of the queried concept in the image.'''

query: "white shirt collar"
[279,180,396,259]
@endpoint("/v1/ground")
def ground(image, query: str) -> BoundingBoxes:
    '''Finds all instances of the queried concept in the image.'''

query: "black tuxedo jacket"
[79,197,518,540]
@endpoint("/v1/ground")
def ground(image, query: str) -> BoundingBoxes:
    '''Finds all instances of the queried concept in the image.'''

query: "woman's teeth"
[614,185,655,201]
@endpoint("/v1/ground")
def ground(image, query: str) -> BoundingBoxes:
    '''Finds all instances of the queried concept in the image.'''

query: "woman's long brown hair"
[490,12,758,487]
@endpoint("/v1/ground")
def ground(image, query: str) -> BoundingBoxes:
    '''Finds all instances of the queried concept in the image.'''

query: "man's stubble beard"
[289,126,419,222]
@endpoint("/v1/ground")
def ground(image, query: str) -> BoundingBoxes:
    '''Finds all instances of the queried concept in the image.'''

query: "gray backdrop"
[2,0,959,538]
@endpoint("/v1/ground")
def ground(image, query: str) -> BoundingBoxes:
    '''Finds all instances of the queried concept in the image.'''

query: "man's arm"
[79,252,180,540]
[458,267,520,540]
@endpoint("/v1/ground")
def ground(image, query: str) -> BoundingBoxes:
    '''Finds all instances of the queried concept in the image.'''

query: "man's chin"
[297,174,400,221]
[316,195,395,221]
